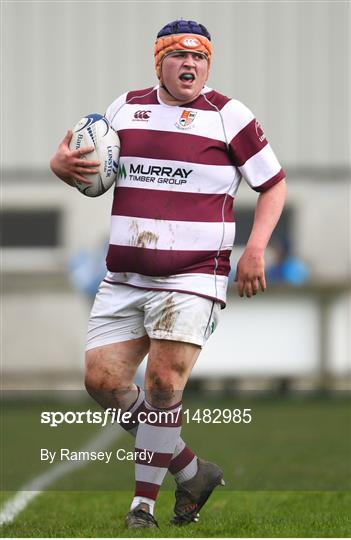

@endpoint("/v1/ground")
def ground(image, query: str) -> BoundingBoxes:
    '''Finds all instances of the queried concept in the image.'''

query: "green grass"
[1,490,350,537]
[1,394,351,537]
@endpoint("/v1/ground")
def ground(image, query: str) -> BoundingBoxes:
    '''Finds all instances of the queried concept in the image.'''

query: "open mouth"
[179,73,195,82]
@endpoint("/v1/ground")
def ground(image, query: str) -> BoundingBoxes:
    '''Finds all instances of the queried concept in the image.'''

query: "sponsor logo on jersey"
[133,110,152,121]
[117,162,192,185]
[180,37,200,48]
[118,163,127,179]
[255,121,266,142]
[175,110,197,130]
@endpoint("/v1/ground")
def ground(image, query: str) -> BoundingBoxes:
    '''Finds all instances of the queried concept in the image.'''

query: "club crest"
[175,110,197,130]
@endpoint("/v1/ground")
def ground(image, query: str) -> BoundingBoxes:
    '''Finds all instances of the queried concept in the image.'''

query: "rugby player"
[50,19,287,529]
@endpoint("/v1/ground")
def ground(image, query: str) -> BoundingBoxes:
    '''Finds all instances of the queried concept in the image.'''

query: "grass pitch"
[1,394,350,537]
[1,490,350,537]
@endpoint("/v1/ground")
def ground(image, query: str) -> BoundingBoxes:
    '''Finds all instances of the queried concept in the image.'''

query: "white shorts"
[86,282,221,350]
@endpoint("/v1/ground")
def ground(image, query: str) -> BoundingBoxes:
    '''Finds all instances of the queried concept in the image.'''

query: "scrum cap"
[154,19,212,79]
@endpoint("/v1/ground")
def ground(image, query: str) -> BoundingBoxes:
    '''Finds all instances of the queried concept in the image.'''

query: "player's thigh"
[85,281,151,387]
[85,336,150,410]
[143,292,220,406]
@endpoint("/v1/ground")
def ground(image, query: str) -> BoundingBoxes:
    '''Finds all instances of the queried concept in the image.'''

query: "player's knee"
[146,368,183,408]
[84,367,107,405]
[84,366,126,411]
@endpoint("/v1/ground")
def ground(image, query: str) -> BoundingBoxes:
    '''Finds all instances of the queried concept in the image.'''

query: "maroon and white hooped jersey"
[104,85,285,305]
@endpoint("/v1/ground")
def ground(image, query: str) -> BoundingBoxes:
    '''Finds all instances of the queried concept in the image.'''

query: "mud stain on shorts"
[154,296,178,333]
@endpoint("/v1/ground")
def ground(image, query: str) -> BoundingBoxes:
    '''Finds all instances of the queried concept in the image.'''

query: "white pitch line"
[0,424,123,526]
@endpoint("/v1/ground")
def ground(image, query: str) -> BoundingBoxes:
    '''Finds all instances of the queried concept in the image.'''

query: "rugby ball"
[69,113,120,197]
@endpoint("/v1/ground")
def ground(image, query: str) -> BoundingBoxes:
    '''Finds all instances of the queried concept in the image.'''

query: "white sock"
[173,455,198,484]
[130,496,155,515]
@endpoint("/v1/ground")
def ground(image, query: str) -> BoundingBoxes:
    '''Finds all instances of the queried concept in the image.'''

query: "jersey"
[104,85,285,305]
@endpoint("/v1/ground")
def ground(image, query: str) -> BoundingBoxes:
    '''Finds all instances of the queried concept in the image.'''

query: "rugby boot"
[170,458,225,525]
[125,502,158,529]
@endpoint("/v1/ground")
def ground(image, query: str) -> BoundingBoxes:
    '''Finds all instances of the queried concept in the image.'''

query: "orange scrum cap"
[154,20,212,79]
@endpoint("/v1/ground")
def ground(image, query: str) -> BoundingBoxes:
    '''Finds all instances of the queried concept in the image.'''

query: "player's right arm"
[50,130,100,187]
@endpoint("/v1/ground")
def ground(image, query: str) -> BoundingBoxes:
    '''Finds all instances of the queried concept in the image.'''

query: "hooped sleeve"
[224,99,285,192]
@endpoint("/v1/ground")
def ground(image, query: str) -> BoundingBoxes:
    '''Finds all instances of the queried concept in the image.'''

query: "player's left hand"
[234,247,266,298]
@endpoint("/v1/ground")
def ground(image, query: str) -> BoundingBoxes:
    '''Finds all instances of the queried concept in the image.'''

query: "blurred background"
[2,0,350,392]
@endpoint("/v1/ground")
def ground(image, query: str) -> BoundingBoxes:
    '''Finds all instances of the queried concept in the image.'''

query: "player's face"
[160,51,209,104]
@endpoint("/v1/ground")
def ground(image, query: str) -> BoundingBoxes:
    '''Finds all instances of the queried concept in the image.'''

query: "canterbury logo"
[134,110,151,120]
[181,37,200,48]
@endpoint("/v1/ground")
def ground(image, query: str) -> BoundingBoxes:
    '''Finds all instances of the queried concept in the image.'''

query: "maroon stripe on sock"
[120,402,144,431]
[135,481,160,500]
[144,400,183,411]
[169,446,196,475]
[135,448,173,467]
[125,385,141,412]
